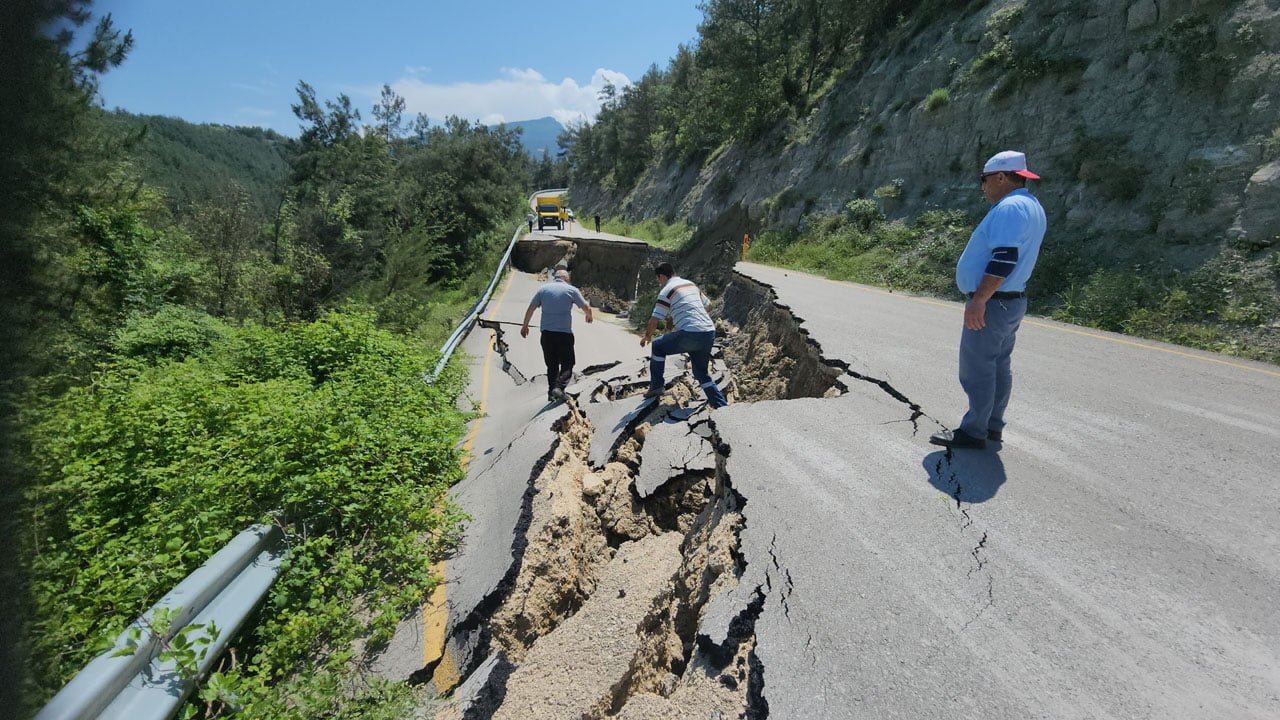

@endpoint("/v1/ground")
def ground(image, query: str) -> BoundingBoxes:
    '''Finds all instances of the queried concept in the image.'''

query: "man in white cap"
[930,150,1046,450]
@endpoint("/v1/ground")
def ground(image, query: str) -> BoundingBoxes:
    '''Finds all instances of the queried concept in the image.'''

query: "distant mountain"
[102,110,291,213]
[499,116,564,158]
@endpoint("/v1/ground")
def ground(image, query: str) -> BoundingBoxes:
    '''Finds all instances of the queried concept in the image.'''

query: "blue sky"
[93,0,704,136]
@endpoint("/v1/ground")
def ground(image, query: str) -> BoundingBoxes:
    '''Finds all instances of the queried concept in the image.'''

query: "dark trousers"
[540,330,575,391]
[648,330,727,408]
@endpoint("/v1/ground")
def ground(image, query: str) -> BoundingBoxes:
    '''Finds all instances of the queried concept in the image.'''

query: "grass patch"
[924,88,951,112]
[748,210,1280,364]
[1262,127,1280,162]
[599,216,694,251]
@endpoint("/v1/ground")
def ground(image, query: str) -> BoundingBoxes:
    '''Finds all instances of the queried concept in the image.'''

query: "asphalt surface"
[369,265,651,681]
[707,262,1280,718]
[383,253,1280,719]
[442,268,651,673]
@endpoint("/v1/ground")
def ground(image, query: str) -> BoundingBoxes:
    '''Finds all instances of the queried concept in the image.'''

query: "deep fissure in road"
[436,263,999,718]
[718,272,848,403]
[433,376,762,719]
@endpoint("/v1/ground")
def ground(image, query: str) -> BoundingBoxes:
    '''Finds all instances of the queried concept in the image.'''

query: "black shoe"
[929,429,986,449]
[642,388,662,400]
[550,387,567,401]
[987,430,1003,442]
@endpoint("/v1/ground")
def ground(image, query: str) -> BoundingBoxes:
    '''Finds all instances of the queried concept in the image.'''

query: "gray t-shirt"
[531,279,588,333]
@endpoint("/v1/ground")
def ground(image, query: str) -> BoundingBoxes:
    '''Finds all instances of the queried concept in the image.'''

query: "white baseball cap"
[983,150,1040,180]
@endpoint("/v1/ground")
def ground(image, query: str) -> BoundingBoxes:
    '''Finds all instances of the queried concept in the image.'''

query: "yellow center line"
[420,271,515,687]
[748,265,1280,380]
[459,333,497,469]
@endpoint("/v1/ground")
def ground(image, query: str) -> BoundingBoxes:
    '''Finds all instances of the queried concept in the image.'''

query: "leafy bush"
[24,310,469,715]
[845,198,885,230]
[748,208,968,295]
[971,6,1023,74]
[1048,248,1280,361]
[1145,14,1236,90]
[873,179,905,200]
[968,4,1085,100]
[1262,127,1280,162]
[924,88,951,112]
[111,304,229,362]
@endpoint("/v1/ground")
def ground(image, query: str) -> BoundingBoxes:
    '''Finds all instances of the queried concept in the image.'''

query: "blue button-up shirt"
[956,188,1046,294]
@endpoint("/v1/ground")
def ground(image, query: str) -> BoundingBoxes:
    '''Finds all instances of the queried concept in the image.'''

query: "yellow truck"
[535,195,566,230]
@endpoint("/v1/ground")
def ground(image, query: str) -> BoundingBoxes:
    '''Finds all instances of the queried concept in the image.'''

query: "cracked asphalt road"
[383,260,1279,719]
[710,262,1280,718]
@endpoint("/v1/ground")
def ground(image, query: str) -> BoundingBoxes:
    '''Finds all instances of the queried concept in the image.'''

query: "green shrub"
[1052,270,1156,331]
[971,6,1023,74]
[1145,14,1236,90]
[1262,127,1280,162]
[924,87,951,112]
[599,216,693,251]
[845,198,885,230]
[985,5,1024,35]
[112,305,228,362]
[873,179,905,200]
[24,310,469,714]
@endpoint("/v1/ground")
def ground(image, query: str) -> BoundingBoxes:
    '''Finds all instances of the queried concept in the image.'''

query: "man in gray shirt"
[521,269,593,401]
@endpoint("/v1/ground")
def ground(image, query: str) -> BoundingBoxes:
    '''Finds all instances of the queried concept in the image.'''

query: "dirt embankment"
[718,271,847,402]
[512,237,663,316]
[432,376,760,720]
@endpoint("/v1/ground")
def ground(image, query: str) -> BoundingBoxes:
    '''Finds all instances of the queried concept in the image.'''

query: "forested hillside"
[563,0,1280,362]
[2,3,541,716]
[101,110,290,213]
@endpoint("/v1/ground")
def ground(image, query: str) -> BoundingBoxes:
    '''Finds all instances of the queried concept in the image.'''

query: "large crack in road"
[432,372,759,719]
[429,265,1008,719]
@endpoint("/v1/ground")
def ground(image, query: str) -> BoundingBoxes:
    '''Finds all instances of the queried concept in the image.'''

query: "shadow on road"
[923,448,1007,504]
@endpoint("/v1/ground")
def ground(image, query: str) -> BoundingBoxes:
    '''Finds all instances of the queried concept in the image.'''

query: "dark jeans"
[648,330,727,407]
[540,330,575,392]
[958,296,1027,438]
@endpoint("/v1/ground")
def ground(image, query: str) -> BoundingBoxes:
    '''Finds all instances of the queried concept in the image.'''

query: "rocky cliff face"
[575,0,1280,264]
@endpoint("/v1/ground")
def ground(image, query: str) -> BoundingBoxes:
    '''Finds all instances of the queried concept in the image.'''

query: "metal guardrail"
[427,221,523,381]
[429,188,567,381]
[36,524,285,720]
[41,192,566,718]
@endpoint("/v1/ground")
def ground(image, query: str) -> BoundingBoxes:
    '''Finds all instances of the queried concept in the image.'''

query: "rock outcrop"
[574,0,1280,260]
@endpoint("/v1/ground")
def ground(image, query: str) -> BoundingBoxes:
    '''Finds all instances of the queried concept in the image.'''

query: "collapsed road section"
[414,263,995,720]
[432,359,762,719]
[385,255,1280,720]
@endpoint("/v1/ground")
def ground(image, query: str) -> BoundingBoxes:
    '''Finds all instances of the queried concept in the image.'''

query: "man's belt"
[967,291,1026,300]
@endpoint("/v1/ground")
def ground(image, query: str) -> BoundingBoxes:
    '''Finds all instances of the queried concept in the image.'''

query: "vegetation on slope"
[5,3,539,716]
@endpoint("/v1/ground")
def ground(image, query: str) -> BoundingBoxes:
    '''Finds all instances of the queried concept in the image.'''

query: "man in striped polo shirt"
[640,263,728,408]
[930,150,1047,450]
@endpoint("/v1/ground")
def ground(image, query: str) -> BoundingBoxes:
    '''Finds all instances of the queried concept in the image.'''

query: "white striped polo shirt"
[651,275,715,332]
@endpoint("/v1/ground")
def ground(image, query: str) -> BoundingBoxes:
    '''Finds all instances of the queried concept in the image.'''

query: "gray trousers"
[959,296,1027,439]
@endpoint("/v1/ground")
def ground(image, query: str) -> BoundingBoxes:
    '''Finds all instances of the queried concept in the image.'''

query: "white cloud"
[384,66,631,127]
[404,65,430,77]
